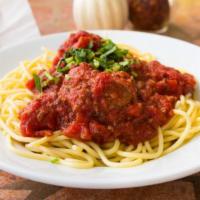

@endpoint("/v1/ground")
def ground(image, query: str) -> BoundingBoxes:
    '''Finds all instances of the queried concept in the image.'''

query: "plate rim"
[1,153,200,189]
[0,30,200,189]
[1,29,200,54]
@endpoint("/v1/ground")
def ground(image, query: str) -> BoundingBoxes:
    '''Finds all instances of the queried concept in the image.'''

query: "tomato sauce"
[20,32,196,145]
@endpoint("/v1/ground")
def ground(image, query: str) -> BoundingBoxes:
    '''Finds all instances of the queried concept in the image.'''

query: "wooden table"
[1,0,200,199]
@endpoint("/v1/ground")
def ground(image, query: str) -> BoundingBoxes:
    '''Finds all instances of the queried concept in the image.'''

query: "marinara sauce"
[20,32,196,145]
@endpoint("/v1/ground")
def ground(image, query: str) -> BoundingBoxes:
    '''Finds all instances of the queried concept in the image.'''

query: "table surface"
[1,0,200,199]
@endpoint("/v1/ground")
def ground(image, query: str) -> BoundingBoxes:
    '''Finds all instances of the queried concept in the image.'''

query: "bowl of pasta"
[0,30,200,188]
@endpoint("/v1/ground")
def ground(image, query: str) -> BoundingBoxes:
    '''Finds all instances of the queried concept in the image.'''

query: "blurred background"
[28,0,200,45]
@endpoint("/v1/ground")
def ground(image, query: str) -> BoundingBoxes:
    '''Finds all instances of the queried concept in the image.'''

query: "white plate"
[1,30,200,189]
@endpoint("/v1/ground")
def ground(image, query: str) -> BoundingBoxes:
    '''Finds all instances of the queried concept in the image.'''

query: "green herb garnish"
[33,74,42,92]
[65,57,74,63]
[57,65,70,73]
[100,46,117,58]
[55,38,138,74]
[119,60,129,67]
[30,37,140,91]
[70,48,95,63]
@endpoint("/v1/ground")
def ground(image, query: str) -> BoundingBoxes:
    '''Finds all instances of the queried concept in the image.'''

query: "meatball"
[92,71,136,112]
[58,63,98,114]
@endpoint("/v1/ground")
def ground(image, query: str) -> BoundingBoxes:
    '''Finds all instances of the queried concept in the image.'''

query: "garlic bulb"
[73,0,129,29]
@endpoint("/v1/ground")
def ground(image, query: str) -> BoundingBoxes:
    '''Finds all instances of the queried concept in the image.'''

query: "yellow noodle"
[0,48,200,169]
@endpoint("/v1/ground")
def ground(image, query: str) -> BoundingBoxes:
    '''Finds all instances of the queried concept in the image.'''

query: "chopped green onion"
[33,74,42,92]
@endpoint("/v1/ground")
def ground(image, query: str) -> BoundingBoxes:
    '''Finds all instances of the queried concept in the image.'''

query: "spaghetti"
[0,46,200,168]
